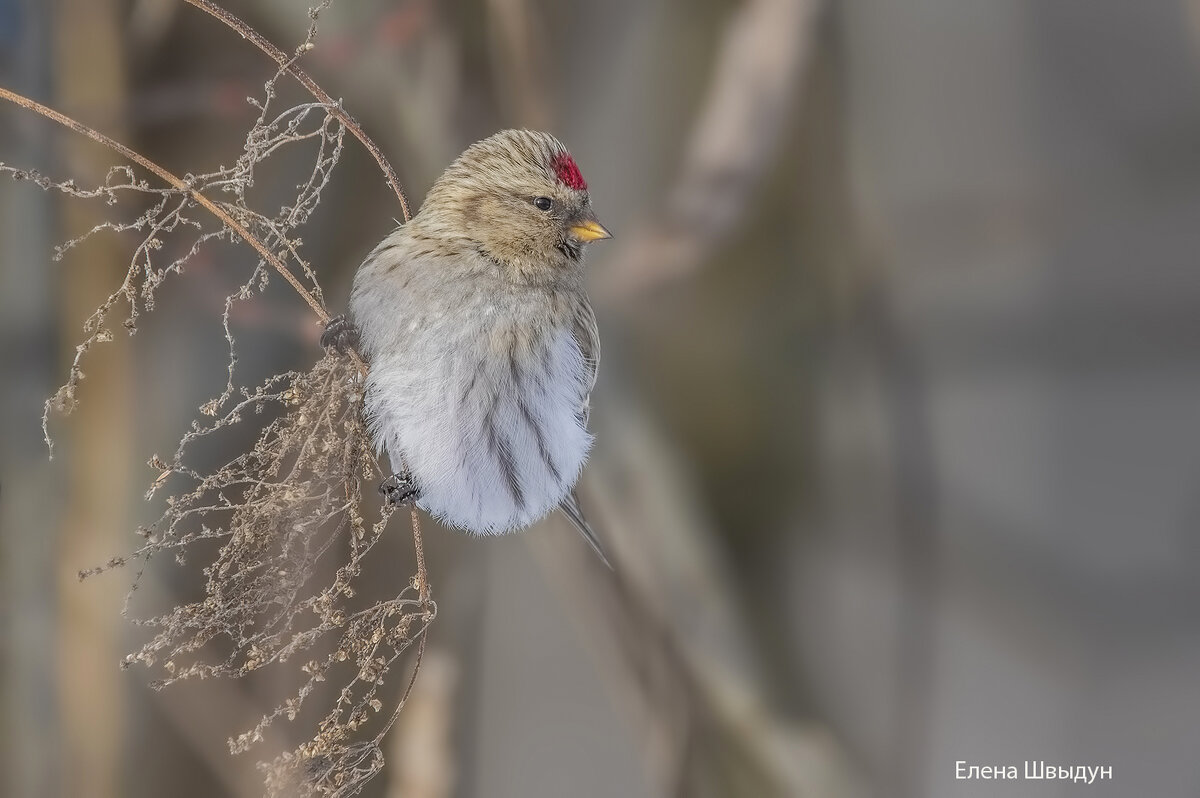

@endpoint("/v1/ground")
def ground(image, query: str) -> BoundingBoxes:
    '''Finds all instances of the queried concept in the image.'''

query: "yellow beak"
[568,218,612,243]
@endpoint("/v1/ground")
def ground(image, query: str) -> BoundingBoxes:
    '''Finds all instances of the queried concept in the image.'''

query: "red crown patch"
[551,152,587,191]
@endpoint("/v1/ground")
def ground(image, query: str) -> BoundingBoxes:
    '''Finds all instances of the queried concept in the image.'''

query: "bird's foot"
[321,314,360,355]
[379,472,419,506]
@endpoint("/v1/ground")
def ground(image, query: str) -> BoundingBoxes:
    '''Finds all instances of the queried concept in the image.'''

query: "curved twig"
[0,85,329,322]
[182,0,411,222]
[0,85,377,375]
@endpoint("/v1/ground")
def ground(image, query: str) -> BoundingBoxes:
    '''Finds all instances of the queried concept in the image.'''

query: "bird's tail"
[559,491,613,570]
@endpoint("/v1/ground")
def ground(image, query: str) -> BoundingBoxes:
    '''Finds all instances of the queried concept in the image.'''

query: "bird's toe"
[379,472,420,506]
[321,314,361,355]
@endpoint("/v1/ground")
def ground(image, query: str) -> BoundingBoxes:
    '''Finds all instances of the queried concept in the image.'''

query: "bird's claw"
[321,314,360,355]
[379,472,419,506]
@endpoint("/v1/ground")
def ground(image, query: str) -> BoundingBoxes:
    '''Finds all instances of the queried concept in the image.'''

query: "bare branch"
[182,0,411,221]
[0,85,329,321]
[3,4,430,795]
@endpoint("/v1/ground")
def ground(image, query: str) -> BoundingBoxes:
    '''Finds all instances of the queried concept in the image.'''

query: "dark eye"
[533,196,553,211]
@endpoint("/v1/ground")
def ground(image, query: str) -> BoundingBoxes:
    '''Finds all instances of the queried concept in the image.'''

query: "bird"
[323,130,612,565]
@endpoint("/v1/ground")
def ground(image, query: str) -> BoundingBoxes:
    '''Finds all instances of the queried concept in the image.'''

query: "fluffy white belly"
[364,326,592,534]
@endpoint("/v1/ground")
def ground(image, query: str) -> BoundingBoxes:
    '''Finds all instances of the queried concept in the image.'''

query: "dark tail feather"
[559,491,613,570]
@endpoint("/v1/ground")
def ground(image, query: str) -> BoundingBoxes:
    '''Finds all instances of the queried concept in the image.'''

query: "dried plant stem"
[7,4,432,792]
[182,0,411,222]
[0,85,329,323]
[409,508,430,605]
[0,84,374,377]
[382,626,428,739]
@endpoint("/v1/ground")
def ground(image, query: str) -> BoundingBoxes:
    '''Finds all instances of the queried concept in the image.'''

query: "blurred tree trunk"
[52,1,133,796]
[0,2,58,796]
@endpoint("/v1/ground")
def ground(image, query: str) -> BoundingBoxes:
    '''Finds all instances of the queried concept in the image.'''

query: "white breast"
[364,323,592,534]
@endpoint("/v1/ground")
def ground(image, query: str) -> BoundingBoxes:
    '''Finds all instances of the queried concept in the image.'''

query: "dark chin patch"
[551,152,588,191]
[557,240,582,261]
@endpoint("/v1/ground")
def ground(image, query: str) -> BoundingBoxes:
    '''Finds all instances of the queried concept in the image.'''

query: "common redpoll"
[327,130,611,563]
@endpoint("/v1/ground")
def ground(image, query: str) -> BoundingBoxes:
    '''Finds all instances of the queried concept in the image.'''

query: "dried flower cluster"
[1,1,433,795]
[105,354,431,794]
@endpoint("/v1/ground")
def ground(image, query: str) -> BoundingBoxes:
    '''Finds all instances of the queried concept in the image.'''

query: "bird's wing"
[560,490,613,570]
[571,298,600,425]
[564,299,608,568]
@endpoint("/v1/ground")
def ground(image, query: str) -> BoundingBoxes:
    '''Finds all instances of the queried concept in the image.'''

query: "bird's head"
[418,129,611,283]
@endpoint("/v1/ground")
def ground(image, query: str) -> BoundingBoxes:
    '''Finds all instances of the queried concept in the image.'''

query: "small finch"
[327,130,612,563]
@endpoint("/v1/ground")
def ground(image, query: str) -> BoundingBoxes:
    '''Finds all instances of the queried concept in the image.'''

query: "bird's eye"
[533,196,553,211]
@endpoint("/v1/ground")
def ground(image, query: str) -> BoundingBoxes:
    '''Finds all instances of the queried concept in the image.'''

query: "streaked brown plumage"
[342,130,611,561]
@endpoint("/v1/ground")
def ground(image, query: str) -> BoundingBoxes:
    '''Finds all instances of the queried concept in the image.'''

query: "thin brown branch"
[0,85,329,323]
[0,84,375,376]
[409,507,430,606]
[6,6,428,794]
[182,0,411,222]
[380,627,428,740]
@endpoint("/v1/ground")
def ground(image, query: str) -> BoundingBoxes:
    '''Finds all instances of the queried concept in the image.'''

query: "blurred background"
[4,0,1200,796]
